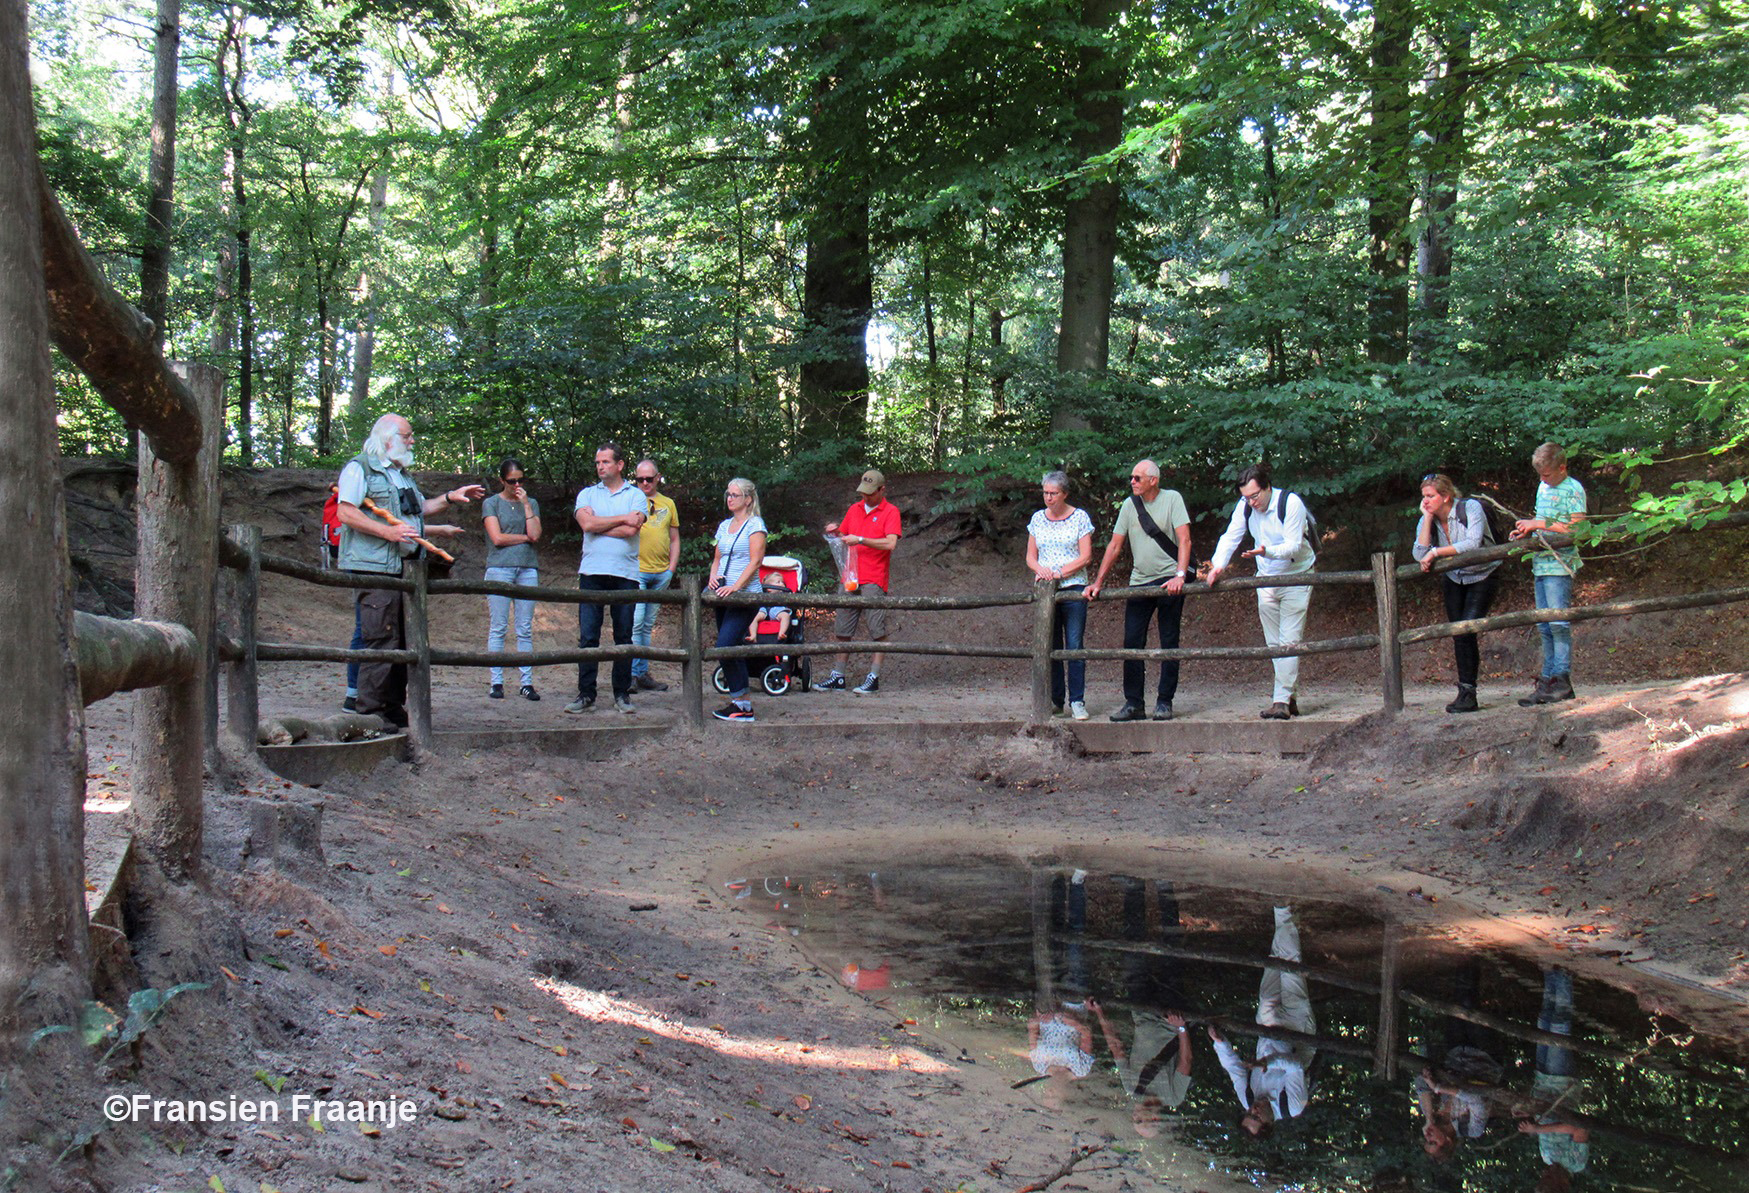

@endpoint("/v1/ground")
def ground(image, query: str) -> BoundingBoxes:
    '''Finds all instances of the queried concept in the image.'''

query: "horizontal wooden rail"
[1399,584,1749,645]
[705,640,1033,661]
[429,578,687,604]
[75,612,198,705]
[256,643,418,665]
[706,588,1037,611]
[1069,570,1374,598]
[1397,508,1749,581]
[243,547,415,593]
[430,645,689,667]
[1058,633,1381,663]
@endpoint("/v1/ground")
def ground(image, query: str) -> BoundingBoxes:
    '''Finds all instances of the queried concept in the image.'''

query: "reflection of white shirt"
[1030,1016,1093,1077]
[1211,488,1315,577]
[1213,1034,1309,1119]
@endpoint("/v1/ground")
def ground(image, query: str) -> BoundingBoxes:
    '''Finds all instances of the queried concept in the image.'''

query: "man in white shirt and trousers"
[1206,463,1317,720]
[1208,905,1316,1138]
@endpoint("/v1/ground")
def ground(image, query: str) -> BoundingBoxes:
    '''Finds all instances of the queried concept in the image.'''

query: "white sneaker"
[1068,701,1089,721]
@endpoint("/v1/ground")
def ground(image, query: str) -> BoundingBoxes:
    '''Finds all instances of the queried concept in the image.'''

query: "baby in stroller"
[714,555,811,695]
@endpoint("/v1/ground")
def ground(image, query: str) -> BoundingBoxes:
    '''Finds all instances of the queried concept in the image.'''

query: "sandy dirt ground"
[8,465,1748,1191]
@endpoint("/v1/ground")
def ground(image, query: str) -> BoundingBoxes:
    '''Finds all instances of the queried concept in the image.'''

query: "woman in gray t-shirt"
[482,458,543,700]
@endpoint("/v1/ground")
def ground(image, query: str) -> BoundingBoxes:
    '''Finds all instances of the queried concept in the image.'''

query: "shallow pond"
[723,853,1749,1191]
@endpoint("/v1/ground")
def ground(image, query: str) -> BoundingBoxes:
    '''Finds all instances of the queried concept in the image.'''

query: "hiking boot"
[1546,674,1576,702]
[852,675,880,695]
[634,673,669,692]
[614,695,637,715]
[1109,703,1146,722]
[1260,702,1291,720]
[816,673,846,691]
[489,683,504,700]
[564,696,595,714]
[1152,700,1174,721]
[713,702,756,722]
[1445,684,1479,714]
[1518,678,1551,707]
[342,696,357,713]
[521,685,541,702]
[1069,701,1089,721]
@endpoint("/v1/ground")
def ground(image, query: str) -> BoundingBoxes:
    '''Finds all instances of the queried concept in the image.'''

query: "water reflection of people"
[1028,870,1096,1099]
[1210,905,1315,1137]
[1518,967,1589,1185]
[1415,961,1504,1159]
[1093,877,1195,1137]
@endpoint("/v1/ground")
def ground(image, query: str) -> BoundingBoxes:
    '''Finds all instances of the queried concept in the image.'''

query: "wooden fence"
[212,513,1749,756]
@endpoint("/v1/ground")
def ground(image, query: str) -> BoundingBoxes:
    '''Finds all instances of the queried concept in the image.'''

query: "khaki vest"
[337,454,425,575]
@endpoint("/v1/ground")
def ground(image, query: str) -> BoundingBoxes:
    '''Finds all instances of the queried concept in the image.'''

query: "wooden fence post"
[1372,551,1404,715]
[224,524,260,750]
[1029,584,1056,725]
[406,555,433,754]
[680,574,705,730]
[132,361,222,879]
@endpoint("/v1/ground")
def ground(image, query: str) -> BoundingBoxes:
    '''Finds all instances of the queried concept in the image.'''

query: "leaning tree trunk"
[1053,0,1130,431]
[0,0,91,1029]
[216,6,253,464]
[347,165,387,437]
[1365,0,1415,366]
[139,0,181,348]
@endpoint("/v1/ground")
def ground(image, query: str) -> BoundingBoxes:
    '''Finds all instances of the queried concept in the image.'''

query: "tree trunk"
[139,0,181,348]
[989,306,1007,423]
[348,165,387,438]
[39,175,204,464]
[132,363,222,879]
[1366,0,1415,366]
[0,0,91,1025]
[217,6,253,465]
[1413,23,1471,365]
[799,195,871,445]
[1054,0,1129,430]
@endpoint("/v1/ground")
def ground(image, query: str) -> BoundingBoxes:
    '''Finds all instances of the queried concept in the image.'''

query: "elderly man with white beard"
[335,414,485,727]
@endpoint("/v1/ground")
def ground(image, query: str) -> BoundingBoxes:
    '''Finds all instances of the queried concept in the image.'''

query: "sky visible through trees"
[29,0,1749,510]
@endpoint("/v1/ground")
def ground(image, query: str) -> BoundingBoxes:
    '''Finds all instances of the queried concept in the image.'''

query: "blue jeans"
[486,566,538,686]
[1124,580,1185,706]
[1536,968,1576,1078]
[1534,573,1573,679]
[714,605,758,698]
[577,574,638,701]
[1050,586,1087,706]
[631,568,673,678]
[346,601,364,694]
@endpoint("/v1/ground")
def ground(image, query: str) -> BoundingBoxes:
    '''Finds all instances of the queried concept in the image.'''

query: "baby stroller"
[712,555,812,696]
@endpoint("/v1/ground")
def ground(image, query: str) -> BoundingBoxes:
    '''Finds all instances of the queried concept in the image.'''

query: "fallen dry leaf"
[378,945,398,957]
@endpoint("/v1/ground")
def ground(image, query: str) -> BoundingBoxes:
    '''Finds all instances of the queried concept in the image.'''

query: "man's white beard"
[386,438,414,469]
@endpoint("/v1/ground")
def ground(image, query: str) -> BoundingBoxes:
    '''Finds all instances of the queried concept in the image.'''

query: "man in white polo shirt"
[566,442,647,715]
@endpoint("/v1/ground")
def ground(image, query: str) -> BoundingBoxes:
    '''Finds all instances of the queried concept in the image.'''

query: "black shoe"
[1260,702,1291,720]
[1152,701,1174,721]
[1445,684,1479,714]
[521,685,540,702]
[1109,703,1146,722]
[1518,678,1551,707]
[1287,696,1301,717]
[634,673,669,692]
[817,674,846,691]
[1546,674,1576,702]
[342,696,357,713]
[713,702,756,722]
[489,683,504,699]
[1051,705,1065,717]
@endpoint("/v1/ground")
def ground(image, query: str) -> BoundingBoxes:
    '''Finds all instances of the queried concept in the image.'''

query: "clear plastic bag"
[824,533,858,592]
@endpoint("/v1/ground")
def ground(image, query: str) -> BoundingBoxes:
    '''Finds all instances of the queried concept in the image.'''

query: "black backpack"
[1456,494,1514,547]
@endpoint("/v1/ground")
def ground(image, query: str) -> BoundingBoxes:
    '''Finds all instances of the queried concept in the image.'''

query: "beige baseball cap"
[856,469,886,495]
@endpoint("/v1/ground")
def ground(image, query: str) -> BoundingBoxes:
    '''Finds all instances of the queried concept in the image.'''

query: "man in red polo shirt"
[819,469,902,694]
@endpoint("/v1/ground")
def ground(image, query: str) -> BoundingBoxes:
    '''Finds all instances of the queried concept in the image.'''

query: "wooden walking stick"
[361,497,456,563]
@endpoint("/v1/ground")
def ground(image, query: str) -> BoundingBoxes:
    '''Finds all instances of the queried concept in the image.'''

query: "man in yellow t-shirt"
[631,459,680,691]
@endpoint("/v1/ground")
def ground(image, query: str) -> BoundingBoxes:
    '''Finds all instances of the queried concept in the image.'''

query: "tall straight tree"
[1414,19,1471,364]
[1366,0,1415,365]
[1054,0,1131,430]
[0,0,90,1027]
[140,0,181,347]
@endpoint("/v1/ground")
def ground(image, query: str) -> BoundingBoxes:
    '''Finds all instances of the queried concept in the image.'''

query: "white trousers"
[1256,583,1312,703]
